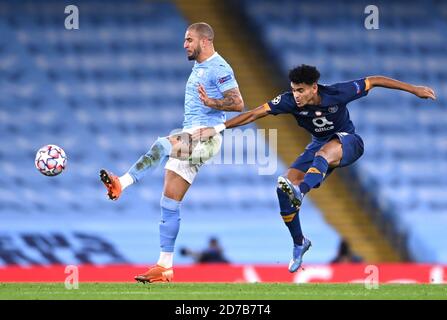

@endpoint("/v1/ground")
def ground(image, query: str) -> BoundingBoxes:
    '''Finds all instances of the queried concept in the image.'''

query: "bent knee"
[315,149,340,167]
[315,149,329,159]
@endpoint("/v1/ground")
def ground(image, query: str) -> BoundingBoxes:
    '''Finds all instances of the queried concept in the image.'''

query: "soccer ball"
[35,144,67,177]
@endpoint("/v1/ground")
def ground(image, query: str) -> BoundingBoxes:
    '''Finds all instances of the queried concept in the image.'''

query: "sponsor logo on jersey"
[271,95,282,105]
[313,116,335,132]
[315,111,322,116]
[299,111,308,115]
[218,74,232,84]
[197,69,205,77]
[315,126,335,133]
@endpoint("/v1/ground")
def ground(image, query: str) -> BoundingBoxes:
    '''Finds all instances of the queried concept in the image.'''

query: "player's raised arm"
[225,104,270,128]
[366,76,436,100]
[198,84,244,112]
[191,104,270,141]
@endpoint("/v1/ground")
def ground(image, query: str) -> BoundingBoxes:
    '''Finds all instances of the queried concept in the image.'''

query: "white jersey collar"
[197,52,219,65]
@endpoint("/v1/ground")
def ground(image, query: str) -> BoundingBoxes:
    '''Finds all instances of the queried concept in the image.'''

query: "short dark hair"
[187,22,214,41]
[288,64,320,85]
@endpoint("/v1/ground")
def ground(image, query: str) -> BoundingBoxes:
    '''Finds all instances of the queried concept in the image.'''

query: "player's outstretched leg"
[99,169,122,200]
[127,136,173,182]
[277,187,304,244]
[99,136,173,200]
[276,187,311,272]
[278,155,329,207]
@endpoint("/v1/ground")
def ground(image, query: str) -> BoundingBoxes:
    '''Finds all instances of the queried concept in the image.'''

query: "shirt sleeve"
[213,65,239,93]
[333,78,370,104]
[264,93,292,115]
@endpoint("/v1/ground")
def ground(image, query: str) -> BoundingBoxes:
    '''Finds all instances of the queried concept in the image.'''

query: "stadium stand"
[240,0,447,263]
[0,0,340,266]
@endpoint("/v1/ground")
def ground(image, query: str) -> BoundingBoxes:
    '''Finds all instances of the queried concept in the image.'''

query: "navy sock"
[299,155,329,195]
[277,187,304,245]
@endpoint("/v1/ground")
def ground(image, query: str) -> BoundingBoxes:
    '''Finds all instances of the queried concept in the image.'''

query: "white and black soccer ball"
[34,144,67,177]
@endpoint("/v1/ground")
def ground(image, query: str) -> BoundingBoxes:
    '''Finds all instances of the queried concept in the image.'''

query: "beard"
[187,46,201,61]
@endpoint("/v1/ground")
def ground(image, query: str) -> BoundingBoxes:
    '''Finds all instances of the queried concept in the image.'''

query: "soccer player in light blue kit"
[99,22,243,283]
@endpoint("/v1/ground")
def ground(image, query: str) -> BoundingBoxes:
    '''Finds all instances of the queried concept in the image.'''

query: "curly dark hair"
[288,64,320,85]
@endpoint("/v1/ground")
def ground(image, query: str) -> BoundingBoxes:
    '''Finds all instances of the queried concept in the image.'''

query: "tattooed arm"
[198,84,244,112]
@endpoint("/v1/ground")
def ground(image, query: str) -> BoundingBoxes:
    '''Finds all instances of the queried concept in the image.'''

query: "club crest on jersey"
[328,106,338,113]
[315,111,322,116]
[271,95,281,105]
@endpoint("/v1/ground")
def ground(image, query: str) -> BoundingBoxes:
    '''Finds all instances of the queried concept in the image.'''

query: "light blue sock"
[127,137,172,182]
[159,195,181,253]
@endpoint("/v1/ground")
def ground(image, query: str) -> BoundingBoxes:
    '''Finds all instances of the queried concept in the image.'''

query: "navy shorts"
[290,132,364,185]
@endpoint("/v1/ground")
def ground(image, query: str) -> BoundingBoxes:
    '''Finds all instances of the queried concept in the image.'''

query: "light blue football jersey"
[183,52,239,129]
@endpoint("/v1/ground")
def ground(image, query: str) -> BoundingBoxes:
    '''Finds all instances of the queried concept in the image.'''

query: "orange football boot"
[134,265,174,283]
[99,169,122,200]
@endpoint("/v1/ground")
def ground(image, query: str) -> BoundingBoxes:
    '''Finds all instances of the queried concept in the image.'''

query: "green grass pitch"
[1,283,447,300]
